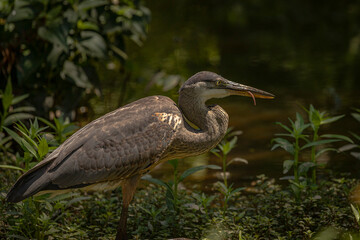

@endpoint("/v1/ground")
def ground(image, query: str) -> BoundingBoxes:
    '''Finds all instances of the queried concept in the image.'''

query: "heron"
[6,71,274,239]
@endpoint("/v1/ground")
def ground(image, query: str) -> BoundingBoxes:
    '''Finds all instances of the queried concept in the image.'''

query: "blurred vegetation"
[0,0,150,118]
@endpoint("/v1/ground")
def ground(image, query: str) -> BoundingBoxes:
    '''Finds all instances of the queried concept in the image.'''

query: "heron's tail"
[6,164,52,203]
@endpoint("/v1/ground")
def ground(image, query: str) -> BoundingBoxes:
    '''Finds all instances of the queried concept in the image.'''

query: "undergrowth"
[1,174,358,239]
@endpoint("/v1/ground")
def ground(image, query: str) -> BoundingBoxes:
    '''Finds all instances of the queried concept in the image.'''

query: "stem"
[223,154,228,189]
[294,137,299,183]
[311,128,319,184]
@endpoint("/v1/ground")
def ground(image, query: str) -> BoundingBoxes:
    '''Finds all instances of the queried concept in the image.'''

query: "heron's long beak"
[225,81,275,100]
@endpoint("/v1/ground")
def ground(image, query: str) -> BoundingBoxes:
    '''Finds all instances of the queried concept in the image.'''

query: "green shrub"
[0,0,150,115]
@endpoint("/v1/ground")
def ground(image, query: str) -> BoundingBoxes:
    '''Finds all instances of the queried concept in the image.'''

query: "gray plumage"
[6,71,274,240]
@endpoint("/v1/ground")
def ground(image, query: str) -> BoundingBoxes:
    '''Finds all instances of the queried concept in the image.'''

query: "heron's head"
[179,71,275,104]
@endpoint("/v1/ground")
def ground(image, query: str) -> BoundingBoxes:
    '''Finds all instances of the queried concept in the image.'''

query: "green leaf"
[11,94,29,105]
[321,134,354,144]
[283,160,294,174]
[61,61,92,88]
[308,105,322,129]
[221,142,230,155]
[315,148,339,158]
[7,7,34,22]
[216,181,228,193]
[275,122,293,134]
[227,157,248,166]
[4,127,23,146]
[351,113,360,123]
[350,132,360,141]
[0,135,12,145]
[38,137,49,159]
[77,20,99,31]
[321,115,345,125]
[211,148,221,158]
[47,44,66,69]
[294,113,311,134]
[38,26,68,53]
[298,162,316,175]
[20,138,38,158]
[3,113,33,126]
[14,125,38,149]
[179,165,221,183]
[46,5,62,21]
[228,136,238,151]
[78,0,108,11]
[0,164,25,171]
[2,79,13,111]
[79,31,106,58]
[271,138,294,155]
[301,139,340,150]
[38,117,56,130]
[11,106,36,113]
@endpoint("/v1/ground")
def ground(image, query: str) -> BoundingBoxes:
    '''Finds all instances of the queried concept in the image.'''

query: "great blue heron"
[6,71,274,239]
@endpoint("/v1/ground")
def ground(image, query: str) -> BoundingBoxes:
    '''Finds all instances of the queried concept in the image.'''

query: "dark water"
[105,1,360,188]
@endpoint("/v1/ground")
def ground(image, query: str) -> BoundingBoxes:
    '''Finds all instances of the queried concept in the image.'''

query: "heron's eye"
[216,80,222,86]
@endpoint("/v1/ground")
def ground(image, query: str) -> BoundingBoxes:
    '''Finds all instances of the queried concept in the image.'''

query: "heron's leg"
[116,174,141,240]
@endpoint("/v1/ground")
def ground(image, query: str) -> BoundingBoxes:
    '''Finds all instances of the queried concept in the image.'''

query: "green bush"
[0,0,150,115]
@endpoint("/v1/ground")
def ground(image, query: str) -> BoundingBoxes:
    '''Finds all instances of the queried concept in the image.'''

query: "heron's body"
[6,71,274,240]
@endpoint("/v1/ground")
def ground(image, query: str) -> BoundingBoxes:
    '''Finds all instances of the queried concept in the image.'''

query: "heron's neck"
[177,90,229,151]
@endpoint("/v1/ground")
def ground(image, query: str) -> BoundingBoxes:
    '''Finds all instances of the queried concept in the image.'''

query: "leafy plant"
[39,116,78,144]
[340,108,360,160]
[211,128,246,213]
[142,159,220,212]
[272,106,351,198]
[193,192,215,218]
[2,118,51,171]
[1,0,150,115]
[272,112,310,185]
[138,205,165,235]
[0,79,34,157]
[0,79,34,131]
[304,104,350,183]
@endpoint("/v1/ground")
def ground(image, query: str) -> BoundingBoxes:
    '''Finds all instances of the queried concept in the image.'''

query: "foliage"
[142,159,220,212]
[272,105,351,199]
[1,174,358,239]
[340,108,360,160]
[39,116,78,144]
[2,118,51,171]
[0,0,150,116]
[0,79,34,131]
[211,128,246,214]
[304,104,350,183]
[0,79,34,158]
[0,116,77,172]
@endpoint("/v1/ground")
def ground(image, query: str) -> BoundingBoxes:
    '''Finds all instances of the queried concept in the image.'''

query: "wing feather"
[47,96,179,188]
